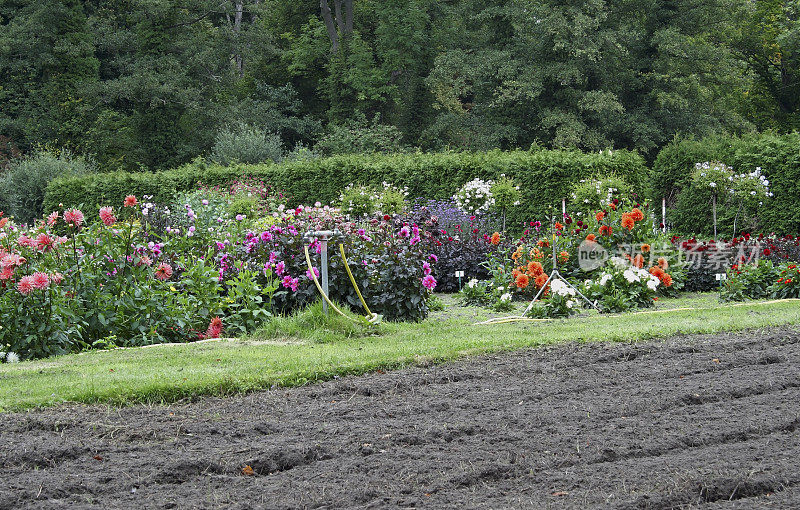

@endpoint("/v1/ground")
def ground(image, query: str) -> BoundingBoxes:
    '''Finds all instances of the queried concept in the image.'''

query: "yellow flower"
[170,286,177,292]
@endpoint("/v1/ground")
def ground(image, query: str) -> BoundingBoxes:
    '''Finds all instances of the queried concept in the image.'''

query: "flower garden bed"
[2,171,800,364]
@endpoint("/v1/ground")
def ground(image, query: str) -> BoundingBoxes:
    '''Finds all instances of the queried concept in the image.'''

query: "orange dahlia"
[515,273,530,289]
[660,273,673,287]
[527,261,544,277]
[599,225,612,236]
[641,244,651,253]
[633,254,644,269]
[490,232,501,245]
[596,211,605,222]
[554,222,564,230]
[585,233,597,242]
[658,257,669,269]
[537,239,550,248]
[621,213,635,231]
[535,273,549,289]
[559,251,570,263]
[649,266,665,279]
[630,208,644,222]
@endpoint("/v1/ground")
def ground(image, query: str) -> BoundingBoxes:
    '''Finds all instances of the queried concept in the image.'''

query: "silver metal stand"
[304,229,339,315]
[522,215,599,317]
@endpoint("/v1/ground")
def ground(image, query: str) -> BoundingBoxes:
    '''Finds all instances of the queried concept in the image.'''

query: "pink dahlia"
[422,262,432,276]
[36,233,54,251]
[17,235,34,248]
[50,272,64,285]
[31,272,49,290]
[99,206,116,226]
[47,211,59,226]
[64,209,84,228]
[17,275,34,295]
[200,317,223,339]
[154,262,173,281]
[0,266,14,280]
[123,195,138,208]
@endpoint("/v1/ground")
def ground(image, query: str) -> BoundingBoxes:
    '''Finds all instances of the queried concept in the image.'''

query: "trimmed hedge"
[652,132,800,235]
[44,150,648,228]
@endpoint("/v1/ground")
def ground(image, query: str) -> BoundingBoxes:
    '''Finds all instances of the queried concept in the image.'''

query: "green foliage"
[2,0,791,170]
[770,262,800,299]
[570,173,634,213]
[44,149,648,231]
[652,132,800,235]
[210,123,285,166]
[314,115,408,156]
[2,149,95,225]
[719,259,780,302]
[490,175,521,212]
[583,261,661,313]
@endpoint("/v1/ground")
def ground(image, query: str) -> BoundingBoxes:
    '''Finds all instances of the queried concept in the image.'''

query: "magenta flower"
[275,261,286,275]
[399,226,410,238]
[429,254,438,263]
[422,262,432,276]
[306,267,320,280]
[421,275,437,290]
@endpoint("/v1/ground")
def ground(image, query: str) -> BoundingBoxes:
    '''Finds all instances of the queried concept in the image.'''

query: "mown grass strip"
[1,297,799,411]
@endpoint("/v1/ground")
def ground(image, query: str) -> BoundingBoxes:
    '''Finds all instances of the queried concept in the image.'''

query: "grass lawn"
[2,293,799,411]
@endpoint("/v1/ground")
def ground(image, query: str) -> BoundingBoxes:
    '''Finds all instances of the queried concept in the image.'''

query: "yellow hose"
[303,244,380,325]
[303,245,363,324]
[338,244,375,317]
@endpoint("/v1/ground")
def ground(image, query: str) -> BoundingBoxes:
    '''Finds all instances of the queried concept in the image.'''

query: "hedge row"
[652,132,800,235]
[43,149,648,228]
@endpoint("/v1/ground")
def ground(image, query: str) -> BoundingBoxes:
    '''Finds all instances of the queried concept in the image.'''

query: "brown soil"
[2,327,800,509]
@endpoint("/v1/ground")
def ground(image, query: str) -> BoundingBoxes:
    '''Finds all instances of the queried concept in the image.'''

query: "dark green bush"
[3,149,95,225]
[44,149,648,230]
[652,132,800,235]
[210,123,284,165]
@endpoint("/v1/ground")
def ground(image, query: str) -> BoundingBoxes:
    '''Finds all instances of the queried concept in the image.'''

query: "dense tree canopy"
[0,0,798,170]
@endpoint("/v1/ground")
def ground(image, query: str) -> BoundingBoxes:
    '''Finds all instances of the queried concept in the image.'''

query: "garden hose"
[303,245,380,326]
[338,244,381,324]
[472,298,800,326]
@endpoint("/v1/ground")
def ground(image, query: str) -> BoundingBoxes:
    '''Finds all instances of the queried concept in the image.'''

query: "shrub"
[339,182,409,218]
[43,149,648,233]
[652,132,800,235]
[210,123,284,165]
[583,258,662,313]
[314,114,407,156]
[569,173,634,213]
[719,259,780,302]
[4,149,94,225]
[770,262,800,299]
